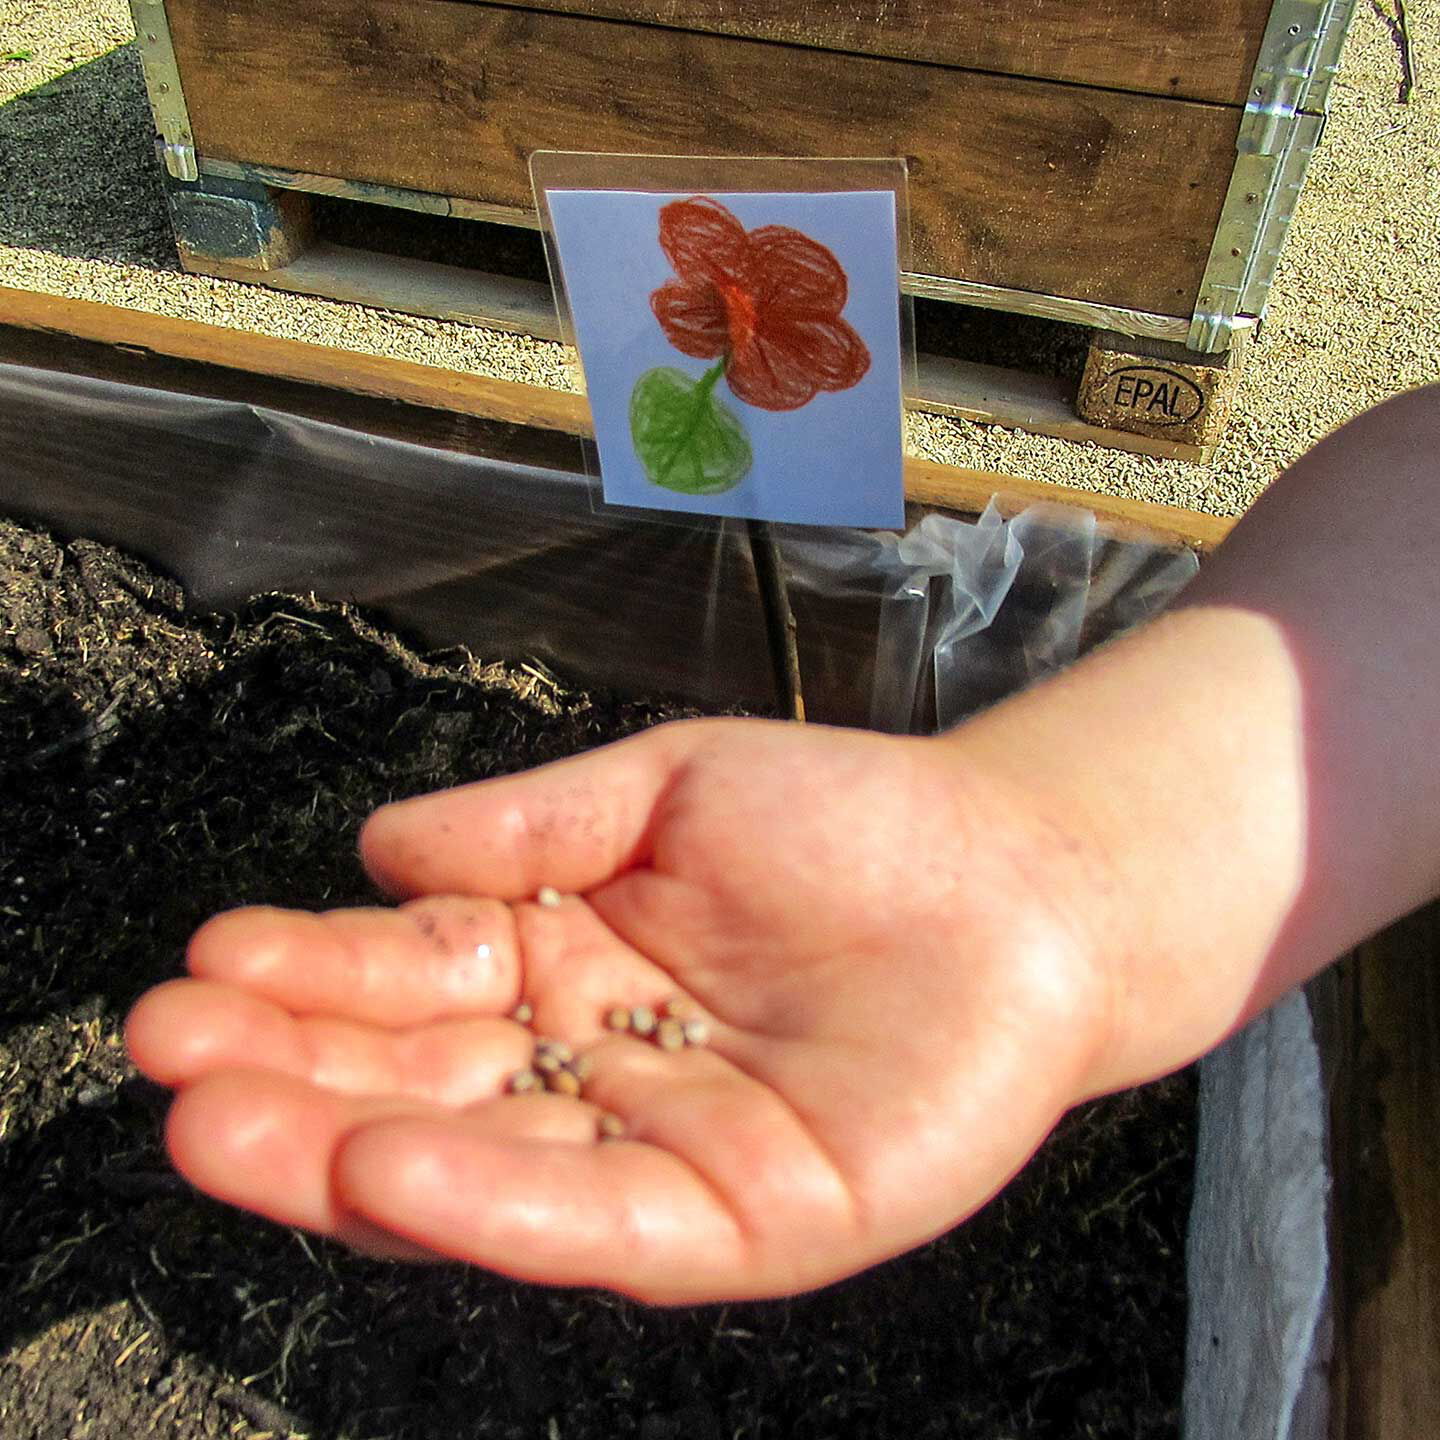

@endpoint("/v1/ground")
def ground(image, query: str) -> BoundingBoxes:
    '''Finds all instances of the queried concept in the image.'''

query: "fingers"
[186,896,522,1027]
[126,978,535,1107]
[161,1068,753,1301]
[164,1070,441,1238]
[333,1117,750,1303]
[164,1071,611,1237]
[178,890,680,1042]
[578,1036,858,1254]
[358,719,716,901]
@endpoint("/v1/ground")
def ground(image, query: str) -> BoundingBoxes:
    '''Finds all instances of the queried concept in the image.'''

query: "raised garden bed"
[0,513,1196,1439]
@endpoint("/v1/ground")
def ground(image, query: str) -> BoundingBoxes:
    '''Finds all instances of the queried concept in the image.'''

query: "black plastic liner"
[0,360,1198,726]
[0,361,776,709]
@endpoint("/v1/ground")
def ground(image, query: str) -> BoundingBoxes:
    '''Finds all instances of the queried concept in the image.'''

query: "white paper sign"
[545,187,906,529]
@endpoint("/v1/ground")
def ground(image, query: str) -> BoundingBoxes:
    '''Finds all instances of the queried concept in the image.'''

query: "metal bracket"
[1188,0,1356,351]
[129,0,198,181]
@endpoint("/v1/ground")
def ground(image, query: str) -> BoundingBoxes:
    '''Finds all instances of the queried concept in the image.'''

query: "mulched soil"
[0,513,1195,1440]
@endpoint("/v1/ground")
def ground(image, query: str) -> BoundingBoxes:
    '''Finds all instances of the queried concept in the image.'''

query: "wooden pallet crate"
[128,0,1354,459]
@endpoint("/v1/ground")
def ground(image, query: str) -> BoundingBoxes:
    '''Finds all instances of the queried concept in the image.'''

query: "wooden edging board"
[0,285,1234,553]
[1310,906,1440,1440]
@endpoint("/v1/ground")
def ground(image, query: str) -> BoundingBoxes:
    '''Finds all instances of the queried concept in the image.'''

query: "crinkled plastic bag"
[784,499,1199,734]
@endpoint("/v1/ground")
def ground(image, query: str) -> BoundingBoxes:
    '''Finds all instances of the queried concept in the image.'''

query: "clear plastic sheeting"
[0,361,775,710]
[782,501,1200,733]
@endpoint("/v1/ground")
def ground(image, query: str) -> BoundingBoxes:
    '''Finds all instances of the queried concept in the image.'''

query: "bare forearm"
[942,384,1440,1092]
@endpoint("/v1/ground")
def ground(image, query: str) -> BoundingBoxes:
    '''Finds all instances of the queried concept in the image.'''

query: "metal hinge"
[1188,0,1356,351]
[130,0,197,181]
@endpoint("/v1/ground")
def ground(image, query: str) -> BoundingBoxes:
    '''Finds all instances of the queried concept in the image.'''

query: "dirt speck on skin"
[0,514,1196,1439]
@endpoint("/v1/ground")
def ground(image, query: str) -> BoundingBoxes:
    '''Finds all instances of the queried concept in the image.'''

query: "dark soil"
[0,514,1195,1440]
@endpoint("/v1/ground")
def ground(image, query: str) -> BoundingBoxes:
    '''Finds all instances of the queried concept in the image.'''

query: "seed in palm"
[536,885,563,909]
[532,1037,572,1069]
[604,1006,632,1032]
[507,1069,543,1094]
[597,1112,626,1142]
[630,1005,657,1037]
[654,1017,686,1052]
[534,1048,573,1079]
[681,1018,711,1047]
[509,1001,535,1025]
[545,1068,582,1098]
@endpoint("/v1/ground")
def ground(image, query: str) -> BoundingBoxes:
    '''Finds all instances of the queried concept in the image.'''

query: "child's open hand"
[125,718,1112,1303]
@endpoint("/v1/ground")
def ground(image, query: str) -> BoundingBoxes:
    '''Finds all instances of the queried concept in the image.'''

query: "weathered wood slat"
[164,0,1240,318]
[185,240,562,340]
[481,0,1272,105]
[0,286,1236,550]
[1319,908,1440,1440]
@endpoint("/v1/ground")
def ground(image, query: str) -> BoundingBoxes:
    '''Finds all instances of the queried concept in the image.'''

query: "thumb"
[358,716,717,901]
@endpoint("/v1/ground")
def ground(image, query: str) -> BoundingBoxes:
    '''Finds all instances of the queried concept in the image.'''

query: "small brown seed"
[681,1018,711,1048]
[509,1001,534,1025]
[568,1053,594,1082]
[604,1006,632,1032]
[597,1112,626,1141]
[533,1049,564,1075]
[655,1017,686,1052]
[660,996,698,1022]
[545,1068,582,1097]
[536,885,563,909]
[507,1069,542,1094]
[630,1005,657,1037]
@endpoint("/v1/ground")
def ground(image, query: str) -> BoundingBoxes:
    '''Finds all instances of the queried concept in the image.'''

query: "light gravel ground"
[1,0,1436,516]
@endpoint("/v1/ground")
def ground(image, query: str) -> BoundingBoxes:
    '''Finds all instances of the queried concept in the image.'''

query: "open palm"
[126,718,1109,1303]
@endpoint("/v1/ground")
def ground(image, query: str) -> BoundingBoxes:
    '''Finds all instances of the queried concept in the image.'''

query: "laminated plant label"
[545,187,906,528]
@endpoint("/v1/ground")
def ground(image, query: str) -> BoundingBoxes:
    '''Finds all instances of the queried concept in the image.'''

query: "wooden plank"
[198,154,545,229]
[164,0,1240,318]
[0,310,583,476]
[481,0,1272,105]
[905,270,1194,345]
[0,286,1235,550]
[902,456,1233,553]
[1321,908,1440,1440]
[183,240,563,340]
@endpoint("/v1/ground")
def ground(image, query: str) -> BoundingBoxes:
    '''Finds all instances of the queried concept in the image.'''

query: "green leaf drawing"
[630,364,752,495]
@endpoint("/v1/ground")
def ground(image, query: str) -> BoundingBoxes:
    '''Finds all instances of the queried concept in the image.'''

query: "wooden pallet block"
[1078,329,1250,451]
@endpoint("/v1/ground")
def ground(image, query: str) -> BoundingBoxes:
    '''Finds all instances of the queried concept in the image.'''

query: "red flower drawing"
[649,196,871,412]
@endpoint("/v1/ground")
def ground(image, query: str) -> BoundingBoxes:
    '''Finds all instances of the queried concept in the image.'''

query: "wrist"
[932,604,1313,1097]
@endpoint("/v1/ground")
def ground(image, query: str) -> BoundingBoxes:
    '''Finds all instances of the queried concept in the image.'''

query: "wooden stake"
[746,519,806,721]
